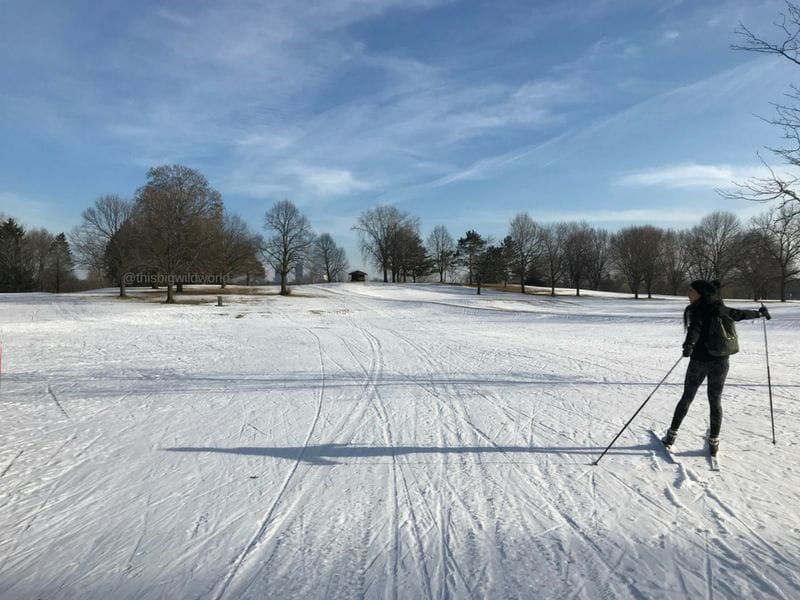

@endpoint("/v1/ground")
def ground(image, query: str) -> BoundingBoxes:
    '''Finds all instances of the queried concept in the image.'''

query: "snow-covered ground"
[1,284,798,599]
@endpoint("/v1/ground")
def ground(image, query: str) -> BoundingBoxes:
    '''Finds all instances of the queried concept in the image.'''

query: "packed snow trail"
[0,285,798,599]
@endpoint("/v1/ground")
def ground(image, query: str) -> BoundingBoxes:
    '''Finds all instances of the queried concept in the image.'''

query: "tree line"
[2,165,799,301]
[0,165,349,301]
[352,204,800,301]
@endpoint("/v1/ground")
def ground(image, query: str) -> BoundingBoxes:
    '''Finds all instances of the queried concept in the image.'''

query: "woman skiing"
[662,279,770,457]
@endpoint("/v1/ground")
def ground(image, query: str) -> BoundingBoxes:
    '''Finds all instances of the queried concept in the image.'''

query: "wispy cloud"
[223,159,372,202]
[418,57,785,190]
[283,161,373,197]
[536,204,768,228]
[616,163,771,189]
[424,129,574,188]
[660,30,681,44]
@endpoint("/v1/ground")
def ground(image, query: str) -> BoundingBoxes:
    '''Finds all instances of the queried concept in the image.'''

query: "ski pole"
[761,304,776,444]
[593,356,683,465]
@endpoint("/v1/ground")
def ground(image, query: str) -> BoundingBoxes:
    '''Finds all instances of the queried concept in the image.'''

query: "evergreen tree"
[47,233,75,293]
[456,230,486,286]
[475,245,505,295]
[0,218,35,292]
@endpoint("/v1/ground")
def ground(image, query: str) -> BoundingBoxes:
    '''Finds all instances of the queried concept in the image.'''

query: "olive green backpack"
[706,310,739,357]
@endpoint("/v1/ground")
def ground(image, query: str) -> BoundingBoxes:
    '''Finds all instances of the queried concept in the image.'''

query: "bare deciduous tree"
[660,229,690,296]
[611,226,652,299]
[426,225,456,283]
[586,228,611,291]
[313,233,349,283]
[353,205,414,283]
[738,227,780,300]
[753,204,800,301]
[724,4,800,214]
[217,212,264,288]
[25,228,55,292]
[131,165,223,303]
[391,225,429,282]
[71,195,134,297]
[563,221,594,296]
[263,199,314,295]
[508,212,540,293]
[539,222,568,296]
[638,225,665,299]
[686,211,742,284]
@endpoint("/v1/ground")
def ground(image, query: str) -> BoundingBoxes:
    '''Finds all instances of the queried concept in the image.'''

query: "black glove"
[759,305,772,320]
[682,346,693,357]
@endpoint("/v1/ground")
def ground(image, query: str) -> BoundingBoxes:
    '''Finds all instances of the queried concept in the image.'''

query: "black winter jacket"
[683,298,761,361]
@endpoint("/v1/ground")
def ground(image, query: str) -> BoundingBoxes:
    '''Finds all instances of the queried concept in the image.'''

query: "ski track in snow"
[213,325,328,600]
[0,285,799,599]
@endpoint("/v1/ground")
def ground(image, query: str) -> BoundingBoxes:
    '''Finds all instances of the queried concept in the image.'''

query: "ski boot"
[661,428,678,449]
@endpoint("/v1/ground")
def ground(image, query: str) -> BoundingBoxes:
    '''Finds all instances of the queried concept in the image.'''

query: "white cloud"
[224,160,372,201]
[535,204,768,229]
[660,30,681,44]
[616,163,771,189]
[284,161,372,196]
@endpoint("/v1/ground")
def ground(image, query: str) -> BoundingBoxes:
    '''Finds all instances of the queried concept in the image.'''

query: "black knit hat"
[690,279,718,296]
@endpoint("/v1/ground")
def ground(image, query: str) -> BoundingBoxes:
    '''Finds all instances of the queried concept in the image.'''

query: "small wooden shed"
[349,270,367,282]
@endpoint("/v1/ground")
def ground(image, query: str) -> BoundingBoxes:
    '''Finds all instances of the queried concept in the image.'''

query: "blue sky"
[0,0,796,273]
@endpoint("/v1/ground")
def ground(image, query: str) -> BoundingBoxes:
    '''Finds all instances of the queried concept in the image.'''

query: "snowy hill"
[1,284,798,599]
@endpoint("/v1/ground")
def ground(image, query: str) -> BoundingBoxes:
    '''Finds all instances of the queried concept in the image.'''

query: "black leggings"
[670,358,730,438]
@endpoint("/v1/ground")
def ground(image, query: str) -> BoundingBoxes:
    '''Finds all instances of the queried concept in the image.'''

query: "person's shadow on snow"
[163,443,657,466]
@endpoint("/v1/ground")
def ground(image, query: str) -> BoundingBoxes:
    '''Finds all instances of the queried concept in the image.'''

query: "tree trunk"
[119,281,126,298]
[166,283,175,303]
[280,271,289,295]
